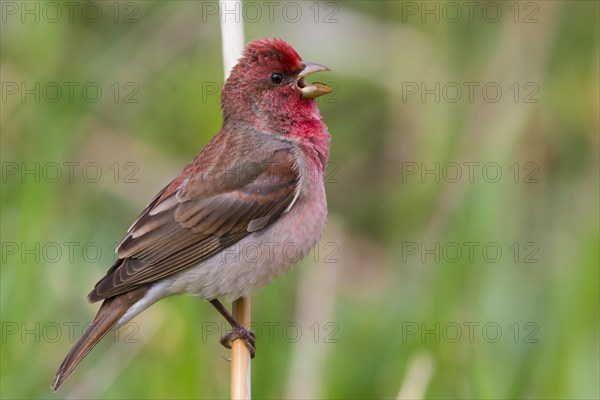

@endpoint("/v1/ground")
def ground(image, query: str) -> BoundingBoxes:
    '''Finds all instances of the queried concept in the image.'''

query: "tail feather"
[51,286,148,392]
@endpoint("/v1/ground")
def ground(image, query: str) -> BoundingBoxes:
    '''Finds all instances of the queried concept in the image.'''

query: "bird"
[51,37,333,391]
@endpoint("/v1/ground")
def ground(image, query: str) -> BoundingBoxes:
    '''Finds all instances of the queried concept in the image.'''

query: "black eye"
[270,73,284,85]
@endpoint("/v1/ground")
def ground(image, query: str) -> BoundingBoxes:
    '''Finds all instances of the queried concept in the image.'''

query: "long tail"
[51,286,149,391]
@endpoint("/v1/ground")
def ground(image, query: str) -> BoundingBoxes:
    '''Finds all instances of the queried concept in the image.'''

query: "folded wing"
[88,132,300,302]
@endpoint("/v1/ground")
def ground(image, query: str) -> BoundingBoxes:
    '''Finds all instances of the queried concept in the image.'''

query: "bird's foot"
[219,326,256,358]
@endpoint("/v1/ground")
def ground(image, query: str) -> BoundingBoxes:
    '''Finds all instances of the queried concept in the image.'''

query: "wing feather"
[88,130,301,302]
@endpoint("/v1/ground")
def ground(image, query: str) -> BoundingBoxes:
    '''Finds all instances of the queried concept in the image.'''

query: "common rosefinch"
[52,38,332,391]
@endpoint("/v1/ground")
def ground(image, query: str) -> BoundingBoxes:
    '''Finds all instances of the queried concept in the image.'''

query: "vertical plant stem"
[218,2,249,399]
[231,296,251,399]
[220,0,245,75]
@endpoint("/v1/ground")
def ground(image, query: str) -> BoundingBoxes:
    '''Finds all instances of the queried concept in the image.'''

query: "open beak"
[297,62,333,99]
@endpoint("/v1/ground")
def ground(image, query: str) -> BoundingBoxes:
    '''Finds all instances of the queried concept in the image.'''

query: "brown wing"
[88,130,300,302]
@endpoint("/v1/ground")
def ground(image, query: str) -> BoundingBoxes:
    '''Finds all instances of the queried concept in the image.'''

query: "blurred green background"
[1,1,598,399]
